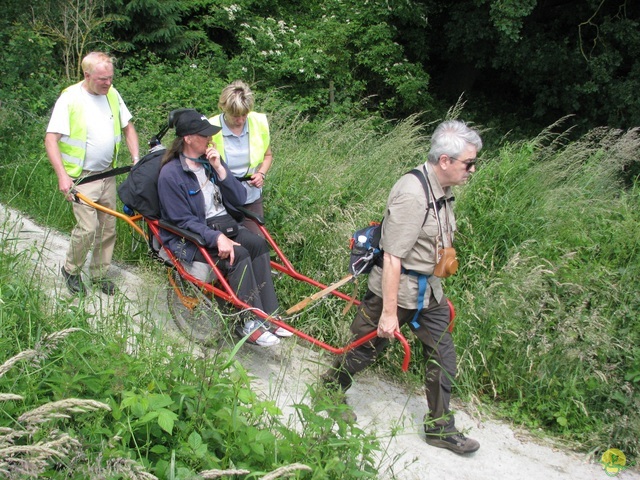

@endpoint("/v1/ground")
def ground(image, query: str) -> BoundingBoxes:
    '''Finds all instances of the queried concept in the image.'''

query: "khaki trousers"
[64,173,116,280]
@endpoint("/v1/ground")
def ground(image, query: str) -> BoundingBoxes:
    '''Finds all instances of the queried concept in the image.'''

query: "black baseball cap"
[174,109,221,137]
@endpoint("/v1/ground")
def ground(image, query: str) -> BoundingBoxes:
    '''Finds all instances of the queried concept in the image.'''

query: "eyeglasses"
[449,156,477,171]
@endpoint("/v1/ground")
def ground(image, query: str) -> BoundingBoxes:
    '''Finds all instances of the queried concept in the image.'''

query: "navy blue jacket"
[157,155,247,263]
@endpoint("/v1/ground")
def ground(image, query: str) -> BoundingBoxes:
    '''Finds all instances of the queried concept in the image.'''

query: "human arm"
[248,146,272,188]
[157,161,224,248]
[204,148,244,264]
[378,252,402,338]
[44,132,75,200]
[122,122,140,164]
[204,144,224,179]
[209,147,248,209]
[375,175,429,338]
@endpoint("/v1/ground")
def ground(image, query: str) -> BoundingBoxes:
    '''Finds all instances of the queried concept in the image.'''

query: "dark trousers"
[194,227,278,315]
[327,288,456,432]
[241,196,264,237]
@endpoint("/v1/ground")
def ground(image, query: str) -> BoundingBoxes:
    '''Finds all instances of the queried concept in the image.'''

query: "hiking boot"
[424,431,480,454]
[315,376,357,423]
[236,320,280,347]
[61,267,86,295]
[333,394,357,423]
[92,278,117,296]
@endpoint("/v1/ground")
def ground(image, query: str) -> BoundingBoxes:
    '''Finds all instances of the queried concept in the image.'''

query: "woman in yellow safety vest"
[210,81,272,236]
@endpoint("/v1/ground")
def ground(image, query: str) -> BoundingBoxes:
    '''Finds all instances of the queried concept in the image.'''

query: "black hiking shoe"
[61,267,86,295]
[91,278,118,296]
[316,375,357,423]
[331,391,358,424]
[424,431,480,454]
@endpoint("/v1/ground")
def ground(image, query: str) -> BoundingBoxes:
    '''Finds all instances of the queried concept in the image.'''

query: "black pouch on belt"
[207,213,239,238]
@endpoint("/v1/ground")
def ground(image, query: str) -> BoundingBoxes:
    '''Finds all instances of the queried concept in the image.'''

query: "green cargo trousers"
[324,288,457,433]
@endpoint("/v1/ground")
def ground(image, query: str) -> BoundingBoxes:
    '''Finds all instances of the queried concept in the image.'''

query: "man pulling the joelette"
[323,120,483,455]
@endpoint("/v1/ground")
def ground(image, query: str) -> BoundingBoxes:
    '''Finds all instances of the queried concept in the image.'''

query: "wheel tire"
[166,270,225,347]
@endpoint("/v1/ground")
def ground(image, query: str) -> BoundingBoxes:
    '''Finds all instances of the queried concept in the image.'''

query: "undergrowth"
[1,99,638,465]
[0,229,380,478]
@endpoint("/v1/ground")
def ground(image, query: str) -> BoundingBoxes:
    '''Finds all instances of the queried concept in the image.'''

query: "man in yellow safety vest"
[45,51,139,296]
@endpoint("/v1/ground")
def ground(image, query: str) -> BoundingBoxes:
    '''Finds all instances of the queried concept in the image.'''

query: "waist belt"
[401,267,430,329]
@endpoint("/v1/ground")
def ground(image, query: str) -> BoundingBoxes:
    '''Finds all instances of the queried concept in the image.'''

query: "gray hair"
[427,120,483,164]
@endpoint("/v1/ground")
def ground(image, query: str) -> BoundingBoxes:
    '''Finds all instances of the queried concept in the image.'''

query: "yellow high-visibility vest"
[209,112,270,170]
[58,82,122,177]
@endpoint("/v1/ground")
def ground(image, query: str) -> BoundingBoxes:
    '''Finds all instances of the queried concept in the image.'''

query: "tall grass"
[1,97,638,462]
[452,125,640,456]
[0,219,382,478]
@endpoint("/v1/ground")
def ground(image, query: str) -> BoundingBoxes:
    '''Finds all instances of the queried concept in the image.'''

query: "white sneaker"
[271,326,294,337]
[268,315,294,337]
[241,320,280,347]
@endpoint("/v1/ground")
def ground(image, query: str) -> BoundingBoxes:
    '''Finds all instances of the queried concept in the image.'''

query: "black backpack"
[117,147,165,219]
[348,167,431,276]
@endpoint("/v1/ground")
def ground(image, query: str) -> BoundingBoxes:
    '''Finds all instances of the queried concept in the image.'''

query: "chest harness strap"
[401,267,430,329]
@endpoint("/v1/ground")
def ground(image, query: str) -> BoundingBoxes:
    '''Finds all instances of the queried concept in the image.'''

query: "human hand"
[216,234,240,264]
[377,311,399,339]
[249,171,265,188]
[205,145,221,169]
[58,175,75,202]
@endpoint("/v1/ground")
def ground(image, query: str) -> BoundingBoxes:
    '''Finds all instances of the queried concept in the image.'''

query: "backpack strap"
[404,166,432,329]
[410,166,454,216]
[408,166,431,225]
[401,267,430,329]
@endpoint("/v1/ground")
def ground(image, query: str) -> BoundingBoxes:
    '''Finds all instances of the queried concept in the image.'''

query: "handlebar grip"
[347,330,412,372]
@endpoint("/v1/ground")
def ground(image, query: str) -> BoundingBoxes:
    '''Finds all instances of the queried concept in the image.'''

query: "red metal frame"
[74,191,414,371]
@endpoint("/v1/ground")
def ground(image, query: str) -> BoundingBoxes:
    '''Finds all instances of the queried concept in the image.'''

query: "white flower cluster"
[223,4,241,21]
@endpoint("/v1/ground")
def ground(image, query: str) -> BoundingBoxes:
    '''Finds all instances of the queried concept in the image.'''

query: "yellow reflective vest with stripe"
[58,82,122,177]
[209,112,270,170]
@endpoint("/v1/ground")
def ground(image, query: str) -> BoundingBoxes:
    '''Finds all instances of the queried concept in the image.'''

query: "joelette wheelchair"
[71,110,416,370]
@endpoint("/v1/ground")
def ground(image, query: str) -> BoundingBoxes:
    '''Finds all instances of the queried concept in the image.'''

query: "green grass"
[451,125,640,456]
[1,97,639,468]
[0,220,381,478]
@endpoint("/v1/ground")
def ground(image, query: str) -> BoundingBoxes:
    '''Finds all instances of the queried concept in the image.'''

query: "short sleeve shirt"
[368,163,456,309]
[219,116,261,204]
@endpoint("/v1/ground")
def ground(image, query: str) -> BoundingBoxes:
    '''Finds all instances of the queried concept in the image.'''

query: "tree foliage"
[175,0,433,117]
[428,0,640,131]
[1,0,638,133]
[108,0,204,55]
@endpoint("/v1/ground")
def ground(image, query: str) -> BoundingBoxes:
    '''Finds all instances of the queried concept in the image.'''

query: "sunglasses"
[449,156,477,171]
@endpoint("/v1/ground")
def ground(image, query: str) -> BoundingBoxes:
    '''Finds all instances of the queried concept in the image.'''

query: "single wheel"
[166,269,225,346]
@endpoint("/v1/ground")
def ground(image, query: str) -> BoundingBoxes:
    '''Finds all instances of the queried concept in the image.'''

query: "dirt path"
[1,204,637,480]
